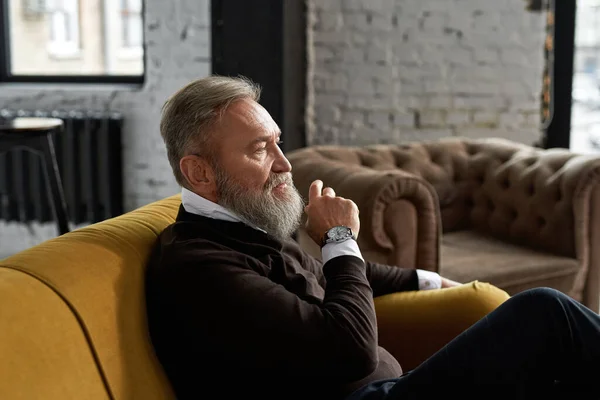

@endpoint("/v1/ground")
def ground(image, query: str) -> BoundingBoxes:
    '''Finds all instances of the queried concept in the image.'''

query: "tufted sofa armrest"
[287,146,441,272]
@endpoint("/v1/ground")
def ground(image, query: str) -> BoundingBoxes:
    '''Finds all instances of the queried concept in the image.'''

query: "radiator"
[0,109,124,225]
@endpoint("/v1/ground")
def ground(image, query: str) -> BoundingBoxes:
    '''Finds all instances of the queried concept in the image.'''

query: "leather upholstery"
[287,137,600,311]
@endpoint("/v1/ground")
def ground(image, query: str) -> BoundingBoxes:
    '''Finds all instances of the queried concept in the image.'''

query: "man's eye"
[276,140,284,147]
[255,147,267,153]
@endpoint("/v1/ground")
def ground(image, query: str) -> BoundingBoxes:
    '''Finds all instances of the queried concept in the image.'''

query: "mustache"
[265,173,294,191]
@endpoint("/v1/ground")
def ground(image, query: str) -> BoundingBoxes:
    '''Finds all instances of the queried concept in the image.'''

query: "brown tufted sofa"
[286,137,600,312]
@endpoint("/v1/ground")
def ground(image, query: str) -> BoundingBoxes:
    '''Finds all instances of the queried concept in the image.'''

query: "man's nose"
[272,146,292,173]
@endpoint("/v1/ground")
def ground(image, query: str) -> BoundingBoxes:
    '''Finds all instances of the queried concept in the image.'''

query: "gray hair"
[159,75,262,188]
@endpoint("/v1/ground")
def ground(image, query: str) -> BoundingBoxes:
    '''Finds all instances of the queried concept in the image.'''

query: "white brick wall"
[0,0,211,257]
[306,0,547,146]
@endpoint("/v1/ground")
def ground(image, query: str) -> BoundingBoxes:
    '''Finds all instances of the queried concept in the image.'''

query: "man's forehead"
[227,99,279,133]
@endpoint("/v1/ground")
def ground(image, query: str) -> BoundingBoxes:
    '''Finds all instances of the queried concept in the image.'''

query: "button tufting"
[537,216,546,227]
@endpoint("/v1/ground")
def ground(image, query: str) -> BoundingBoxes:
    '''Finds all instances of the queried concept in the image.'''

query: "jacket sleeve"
[150,249,379,383]
[290,239,419,297]
[366,261,419,297]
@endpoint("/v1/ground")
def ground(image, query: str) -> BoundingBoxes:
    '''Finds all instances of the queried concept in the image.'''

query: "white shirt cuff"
[321,239,364,264]
[416,269,442,290]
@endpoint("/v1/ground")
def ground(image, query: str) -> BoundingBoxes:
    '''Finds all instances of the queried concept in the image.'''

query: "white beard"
[215,169,305,241]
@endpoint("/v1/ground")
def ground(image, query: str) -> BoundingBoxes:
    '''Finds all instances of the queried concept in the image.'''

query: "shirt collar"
[180,187,266,233]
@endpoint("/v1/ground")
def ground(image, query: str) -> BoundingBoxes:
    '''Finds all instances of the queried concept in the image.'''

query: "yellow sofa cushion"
[374,280,509,372]
[0,268,110,400]
[0,194,182,400]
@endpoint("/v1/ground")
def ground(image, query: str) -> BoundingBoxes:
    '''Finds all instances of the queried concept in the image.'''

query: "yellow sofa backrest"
[0,195,182,400]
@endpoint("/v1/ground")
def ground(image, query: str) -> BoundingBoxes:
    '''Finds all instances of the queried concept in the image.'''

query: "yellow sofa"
[0,194,509,399]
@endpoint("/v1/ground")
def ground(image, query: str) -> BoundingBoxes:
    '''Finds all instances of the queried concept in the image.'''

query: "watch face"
[329,226,350,240]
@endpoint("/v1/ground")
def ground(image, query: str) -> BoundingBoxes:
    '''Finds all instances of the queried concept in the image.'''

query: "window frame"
[0,0,145,85]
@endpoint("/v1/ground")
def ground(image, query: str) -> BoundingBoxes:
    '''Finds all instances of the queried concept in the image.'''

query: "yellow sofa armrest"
[374,280,509,372]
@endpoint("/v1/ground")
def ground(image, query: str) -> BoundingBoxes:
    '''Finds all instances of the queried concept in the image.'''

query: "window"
[121,0,142,49]
[118,0,143,59]
[47,0,80,57]
[0,0,145,83]
[571,0,600,153]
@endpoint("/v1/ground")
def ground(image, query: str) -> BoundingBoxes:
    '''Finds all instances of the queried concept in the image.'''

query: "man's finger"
[322,187,336,198]
[309,180,323,201]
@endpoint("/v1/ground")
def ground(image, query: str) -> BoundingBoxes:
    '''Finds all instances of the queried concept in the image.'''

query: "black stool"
[0,117,70,235]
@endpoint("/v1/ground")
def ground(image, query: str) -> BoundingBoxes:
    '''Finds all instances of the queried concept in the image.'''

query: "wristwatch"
[321,226,355,247]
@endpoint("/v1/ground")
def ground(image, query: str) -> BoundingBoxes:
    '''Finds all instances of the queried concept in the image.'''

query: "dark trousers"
[347,287,600,400]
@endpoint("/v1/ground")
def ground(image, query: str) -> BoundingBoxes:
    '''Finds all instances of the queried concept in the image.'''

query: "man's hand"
[441,277,462,288]
[304,180,360,246]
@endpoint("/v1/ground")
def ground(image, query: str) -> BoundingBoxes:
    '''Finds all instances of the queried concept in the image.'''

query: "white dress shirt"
[181,188,441,290]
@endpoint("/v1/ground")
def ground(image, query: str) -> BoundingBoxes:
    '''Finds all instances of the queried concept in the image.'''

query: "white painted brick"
[419,110,446,127]
[423,80,452,94]
[506,95,539,112]
[459,128,539,145]
[322,74,348,93]
[446,111,470,126]
[396,128,455,142]
[307,0,545,147]
[523,111,540,127]
[427,95,454,109]
[451,80,501,96]
[317,11,343,31]
[499,112,527,129]
[392,111,416,128]
[499,81,533,96]
[312,125,341,143]
[340,109,366,127]
[314,0,343,12]
[347,96,392,109]
[314,45,336,62]
[348,77,373,95]
[366,43,391,64]
[315,106,341,125]
[343,12,372,31]
[370,14,393,31]
[313,31,352,46]
[396,80,425,95]
[348,126,387,144]
[421,12,449,32]
[343,0,394,12]
[472,111,499,127]
[394,95,429,109]
[367,111,392,130]
[373,79,395,97]
[314,92,347,109]
[454,95,508,110]
[341,47,365,63]
[500,48,530,66]
[474,48,500,64]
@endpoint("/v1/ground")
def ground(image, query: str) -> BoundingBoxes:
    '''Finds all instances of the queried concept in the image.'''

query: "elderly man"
[145,76,600,400]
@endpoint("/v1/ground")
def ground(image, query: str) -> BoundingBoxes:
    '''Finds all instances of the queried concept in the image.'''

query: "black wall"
[211,0,306,152]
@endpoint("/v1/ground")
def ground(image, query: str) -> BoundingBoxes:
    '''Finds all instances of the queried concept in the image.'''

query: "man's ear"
[180,155,217,199]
